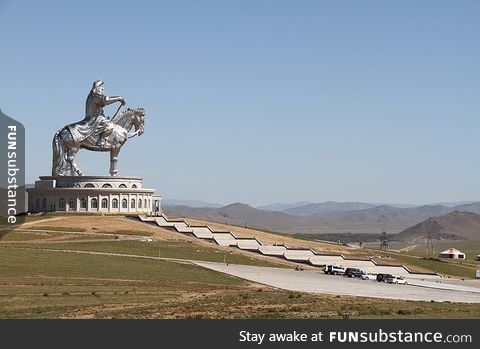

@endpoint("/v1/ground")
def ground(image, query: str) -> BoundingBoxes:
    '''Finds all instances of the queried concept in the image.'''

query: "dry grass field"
[0,214,479,319]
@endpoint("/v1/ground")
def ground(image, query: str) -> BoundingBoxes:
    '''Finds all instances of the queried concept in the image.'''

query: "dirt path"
[0,245,191,264]
[0,217,69,230]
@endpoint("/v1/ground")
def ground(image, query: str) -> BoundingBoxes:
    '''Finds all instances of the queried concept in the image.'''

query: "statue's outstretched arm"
[104,96,126,106]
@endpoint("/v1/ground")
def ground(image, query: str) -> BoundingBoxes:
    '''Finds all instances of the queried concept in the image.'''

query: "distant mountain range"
[165,199,477,214]
[164,202,480,234]
[163,201,480,238]
[256,201,312,212]
[428,201,478,208]
[262,201,476,215]
[162,199,223,208]
[283,201,378,216]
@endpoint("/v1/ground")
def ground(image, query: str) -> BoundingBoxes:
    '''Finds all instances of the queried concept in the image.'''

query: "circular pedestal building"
[27,176,161,215]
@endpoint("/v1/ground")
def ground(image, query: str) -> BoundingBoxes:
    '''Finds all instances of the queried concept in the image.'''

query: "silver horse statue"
[52,107,145,176]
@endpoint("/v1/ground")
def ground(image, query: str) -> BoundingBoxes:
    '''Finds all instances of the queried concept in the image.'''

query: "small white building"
[438,248,466,260]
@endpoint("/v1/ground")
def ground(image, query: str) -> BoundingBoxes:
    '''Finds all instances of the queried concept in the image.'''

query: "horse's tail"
[52,130,68,176]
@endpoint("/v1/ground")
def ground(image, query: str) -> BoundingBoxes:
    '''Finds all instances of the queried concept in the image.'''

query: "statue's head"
[90,80,104,95]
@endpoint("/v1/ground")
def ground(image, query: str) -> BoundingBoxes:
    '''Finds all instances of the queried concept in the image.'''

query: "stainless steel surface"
[52,81,145,176]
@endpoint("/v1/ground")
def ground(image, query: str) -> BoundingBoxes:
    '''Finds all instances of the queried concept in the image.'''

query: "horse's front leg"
[110,147,120,176]
[67,146,83,176]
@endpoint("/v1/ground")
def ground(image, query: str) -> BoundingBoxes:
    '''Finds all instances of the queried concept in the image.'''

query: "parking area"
[194,261,480,303]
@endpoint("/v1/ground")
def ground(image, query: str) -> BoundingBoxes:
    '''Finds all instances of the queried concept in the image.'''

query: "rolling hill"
[395,211,480,242]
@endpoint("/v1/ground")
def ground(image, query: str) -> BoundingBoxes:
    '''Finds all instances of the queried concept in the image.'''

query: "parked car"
[323,265,346,275]
[386,276,408,285]
[361,272,375,280]
[345,268,364,278]
[376,273,394,282]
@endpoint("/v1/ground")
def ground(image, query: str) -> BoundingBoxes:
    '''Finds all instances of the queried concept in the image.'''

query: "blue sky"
[1,0,479,206]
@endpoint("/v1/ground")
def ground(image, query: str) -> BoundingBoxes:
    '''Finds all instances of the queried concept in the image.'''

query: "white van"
[323,264,346,275]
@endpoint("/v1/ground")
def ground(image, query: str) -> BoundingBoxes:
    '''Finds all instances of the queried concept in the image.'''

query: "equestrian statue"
[52,80,145,176]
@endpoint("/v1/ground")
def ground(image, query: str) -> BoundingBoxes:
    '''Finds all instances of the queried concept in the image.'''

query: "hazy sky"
[1,0,479,206]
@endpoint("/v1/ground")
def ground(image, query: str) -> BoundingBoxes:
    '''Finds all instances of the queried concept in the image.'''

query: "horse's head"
[131,107,145,136]
[115,107,146,137]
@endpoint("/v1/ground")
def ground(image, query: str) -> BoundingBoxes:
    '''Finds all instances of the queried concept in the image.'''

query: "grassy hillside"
[0,241,479,319]
[0,216,287,269]
[9,214,477,277]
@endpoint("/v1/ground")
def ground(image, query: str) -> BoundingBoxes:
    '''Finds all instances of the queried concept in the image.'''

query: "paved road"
[194,261,480,303]
[408,279,480,293]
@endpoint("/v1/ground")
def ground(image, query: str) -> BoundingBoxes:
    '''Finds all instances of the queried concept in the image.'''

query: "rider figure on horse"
[68,80,126,148]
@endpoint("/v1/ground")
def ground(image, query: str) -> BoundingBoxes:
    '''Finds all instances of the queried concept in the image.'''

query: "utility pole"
[380,231,389,251]
[424,220,435,256]
[378,217,388,251]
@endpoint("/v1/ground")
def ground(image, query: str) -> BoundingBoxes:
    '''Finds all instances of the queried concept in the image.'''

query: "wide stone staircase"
[138,214,441,279]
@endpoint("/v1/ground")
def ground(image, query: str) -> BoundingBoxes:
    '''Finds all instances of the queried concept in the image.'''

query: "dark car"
[376,273,394,282]
[345,268,364,278]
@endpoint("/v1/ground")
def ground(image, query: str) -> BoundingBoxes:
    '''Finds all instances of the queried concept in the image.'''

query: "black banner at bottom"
[1,319,477,348]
